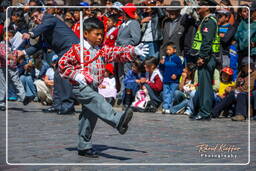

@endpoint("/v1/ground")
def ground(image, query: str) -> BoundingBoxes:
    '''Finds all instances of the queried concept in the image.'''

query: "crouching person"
[58,18,148,158]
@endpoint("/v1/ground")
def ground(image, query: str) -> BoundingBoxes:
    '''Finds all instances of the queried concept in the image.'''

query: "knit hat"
[105,63,114,74]
[121,3,137,19]
[113,1,123,11]
[221,67,233,76]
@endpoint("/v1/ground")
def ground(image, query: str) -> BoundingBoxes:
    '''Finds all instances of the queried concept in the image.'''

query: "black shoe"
[23,96,35,105]
[42,107,59,113]
[191,114,211,121]
[117,107,133,135]
[0,106,6,111]
[78,149,99,158]
[57,107,75,115]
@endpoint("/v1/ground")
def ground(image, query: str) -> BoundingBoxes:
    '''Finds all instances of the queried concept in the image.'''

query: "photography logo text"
[196,144,241,159]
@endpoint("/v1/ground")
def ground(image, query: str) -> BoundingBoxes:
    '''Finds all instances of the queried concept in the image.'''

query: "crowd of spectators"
[0,0,255,122]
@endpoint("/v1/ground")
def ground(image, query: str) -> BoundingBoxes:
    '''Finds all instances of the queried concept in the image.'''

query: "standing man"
[190,0,220,120]
[17,8,79,114]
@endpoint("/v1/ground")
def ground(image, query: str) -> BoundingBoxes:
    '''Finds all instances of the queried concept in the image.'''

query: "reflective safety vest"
[192,16,220,54]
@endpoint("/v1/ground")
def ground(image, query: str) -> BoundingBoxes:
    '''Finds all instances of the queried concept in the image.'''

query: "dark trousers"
[52,68,74,110]
[252,90,256,111]
[144,84,162,107]
[212,91,248,118]
[196,57,216,117]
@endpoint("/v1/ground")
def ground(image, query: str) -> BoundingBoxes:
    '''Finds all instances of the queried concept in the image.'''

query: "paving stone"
[0,101,255,170]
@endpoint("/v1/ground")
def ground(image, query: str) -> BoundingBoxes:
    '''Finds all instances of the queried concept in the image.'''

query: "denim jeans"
[162,83,179,110]
[20,75,37,97]
[185,90,197,115]
[170,90,189,113]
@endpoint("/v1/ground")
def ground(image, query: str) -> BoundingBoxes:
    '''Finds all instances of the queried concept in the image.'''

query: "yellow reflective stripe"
[192,16,220,53]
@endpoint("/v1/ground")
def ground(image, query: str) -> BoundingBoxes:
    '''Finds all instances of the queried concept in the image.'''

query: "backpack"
[131,89,150,112]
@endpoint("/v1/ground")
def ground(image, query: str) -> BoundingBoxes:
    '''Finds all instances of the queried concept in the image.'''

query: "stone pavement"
[0,102,256,171]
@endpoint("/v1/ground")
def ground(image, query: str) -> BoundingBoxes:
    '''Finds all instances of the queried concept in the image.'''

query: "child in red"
[103,14,119,47]
[58,18,148,158]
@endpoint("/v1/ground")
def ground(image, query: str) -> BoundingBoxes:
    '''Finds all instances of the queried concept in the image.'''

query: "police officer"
[190,0,220,120]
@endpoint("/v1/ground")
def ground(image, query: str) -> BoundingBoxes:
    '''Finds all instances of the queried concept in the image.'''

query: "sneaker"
[184,110,192,116]
[165,109,171,114]
[231,114,246,121]
[0,106,6,111]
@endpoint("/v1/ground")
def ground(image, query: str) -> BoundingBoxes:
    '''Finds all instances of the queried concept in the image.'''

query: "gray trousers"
[72,84,123,150]
[0,68,25,107]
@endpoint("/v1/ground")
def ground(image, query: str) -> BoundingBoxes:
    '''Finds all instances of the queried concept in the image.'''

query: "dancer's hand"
[134,43,149,57]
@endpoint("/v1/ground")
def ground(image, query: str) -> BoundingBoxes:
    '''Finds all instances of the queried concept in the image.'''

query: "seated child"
[215,67,235,105]
[98,63,117,106]
[159,42,183,114]
[34,55,57,105]
[139,57,163,112]
[123,59,145,109]
[171,63,197,115]
[212,57,256,121]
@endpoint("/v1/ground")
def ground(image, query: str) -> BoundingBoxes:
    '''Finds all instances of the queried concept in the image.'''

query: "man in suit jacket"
[160,1,185,58]
[18,8,79,114]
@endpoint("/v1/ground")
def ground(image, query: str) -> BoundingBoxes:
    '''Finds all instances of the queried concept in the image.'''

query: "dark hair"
[186,62,197,82]
[64,19,75,27]
[83,17,104,32]
[108,14,119,24]
[166,42,176,49]
[106,0,115,3]
[7,25,16,35]
[132,59,145,73]
[220,70,233,82]
[29,8,43,17]
[11,9,24,18]
[11,9,28,33]
[144,56,159,67]
[29,0,42,6]
[237,5,249,21]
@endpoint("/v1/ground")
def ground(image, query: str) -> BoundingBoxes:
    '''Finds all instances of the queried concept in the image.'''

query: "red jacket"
[58,41,136,86]
[147,74,163,92]
[72,22,80,38]
[103,27,119,47]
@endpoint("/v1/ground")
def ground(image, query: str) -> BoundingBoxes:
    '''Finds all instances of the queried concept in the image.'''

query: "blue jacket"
[159,54,183,84]
[25,14,79,57]
[123,70,145,95]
